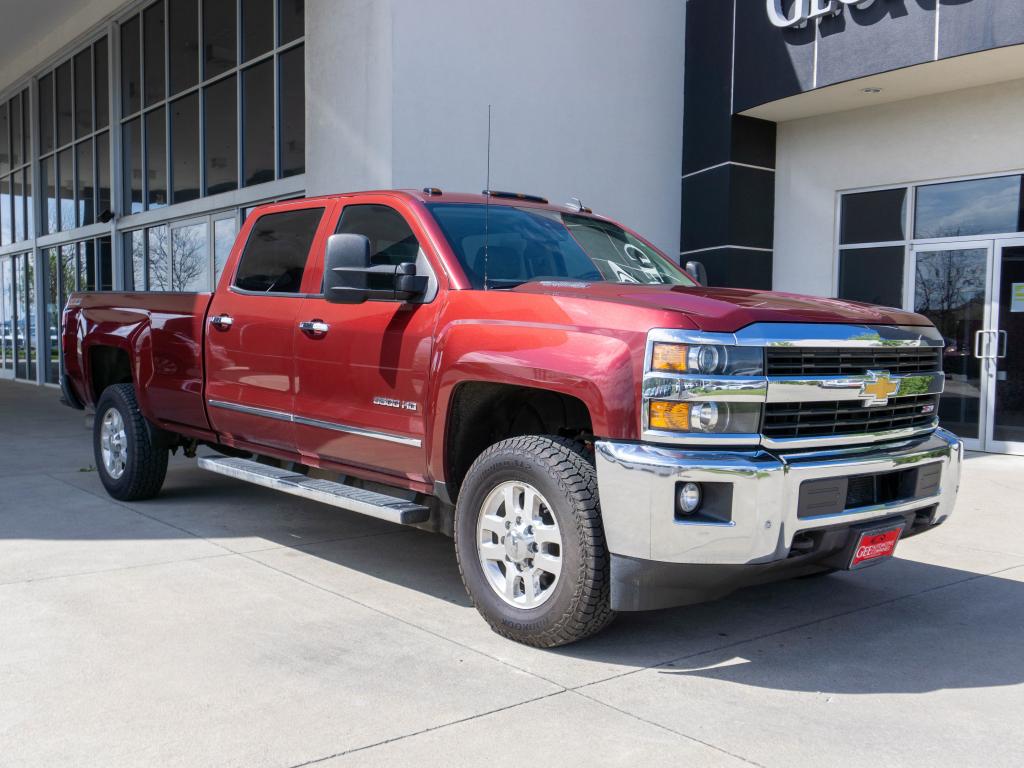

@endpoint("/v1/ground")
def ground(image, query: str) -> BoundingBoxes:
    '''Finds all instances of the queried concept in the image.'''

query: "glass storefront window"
[171,222,209,290]
[0,257,13,374]
[840,188,906,245]
[242,59,274,186]
[130,230,146,290]
[838,246,905,308]
[121,0,304,211]
[214,216,238,284]
[279,45,305,178]
[915,176,1024,240]
[146,107,168,208]
[148,225,171,290]
[204,76,237,195]
[39,37,109,238]
[170,93,200,204]
[0,90,31,245]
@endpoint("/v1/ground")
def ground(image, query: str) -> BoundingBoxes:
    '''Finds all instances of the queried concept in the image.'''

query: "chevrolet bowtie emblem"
[859,371,901,407]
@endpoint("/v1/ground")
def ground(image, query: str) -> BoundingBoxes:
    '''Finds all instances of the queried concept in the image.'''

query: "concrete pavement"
[1,379,1022,767]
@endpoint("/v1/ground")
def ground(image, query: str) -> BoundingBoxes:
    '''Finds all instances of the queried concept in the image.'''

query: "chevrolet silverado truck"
[61,189,962,647]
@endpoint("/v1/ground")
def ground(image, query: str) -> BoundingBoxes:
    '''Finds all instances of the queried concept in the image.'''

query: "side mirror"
[685,259,708,287]
[324,234,428,304]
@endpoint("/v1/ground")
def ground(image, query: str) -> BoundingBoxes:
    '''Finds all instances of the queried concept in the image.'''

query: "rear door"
[204,201,335,454]
[292,198,444,483]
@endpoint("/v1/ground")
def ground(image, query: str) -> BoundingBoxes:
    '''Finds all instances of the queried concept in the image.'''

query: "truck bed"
[62,291,215,438]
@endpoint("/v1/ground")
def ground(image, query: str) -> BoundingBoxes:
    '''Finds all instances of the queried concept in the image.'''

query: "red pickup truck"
[61,189,962,647]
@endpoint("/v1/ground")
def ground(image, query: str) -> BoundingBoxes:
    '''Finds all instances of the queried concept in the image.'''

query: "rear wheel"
[454,436,614,647]
[93,383,169,501]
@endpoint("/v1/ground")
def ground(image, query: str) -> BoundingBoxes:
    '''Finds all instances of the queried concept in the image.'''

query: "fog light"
[678,482,702,514]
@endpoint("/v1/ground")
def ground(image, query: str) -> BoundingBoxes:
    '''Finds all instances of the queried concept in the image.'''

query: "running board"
[197,454,430,525]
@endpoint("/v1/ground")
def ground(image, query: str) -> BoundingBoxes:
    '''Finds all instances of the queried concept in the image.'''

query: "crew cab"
[61,189,962,647]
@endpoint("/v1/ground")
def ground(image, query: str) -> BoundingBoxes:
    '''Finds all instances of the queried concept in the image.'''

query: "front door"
[908,242,992,451]
[292,199,442,485]
[986,239,1024,455]
[909,238,1024,454]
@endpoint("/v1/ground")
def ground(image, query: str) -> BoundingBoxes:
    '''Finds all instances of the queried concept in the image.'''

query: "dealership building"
[0,0,1020,454]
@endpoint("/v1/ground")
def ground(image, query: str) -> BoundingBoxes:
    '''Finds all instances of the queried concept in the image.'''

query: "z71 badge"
[373,396,418,412]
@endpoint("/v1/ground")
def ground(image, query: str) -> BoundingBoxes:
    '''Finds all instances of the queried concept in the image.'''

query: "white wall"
[0,0,125,93]
[307,0,686,256]
[774,77,1024,297]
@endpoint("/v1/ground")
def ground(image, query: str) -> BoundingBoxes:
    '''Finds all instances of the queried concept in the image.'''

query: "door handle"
[210,314,233,330]
[298,320,329,335]
[974,330,996,359]
[997,330,1008,359]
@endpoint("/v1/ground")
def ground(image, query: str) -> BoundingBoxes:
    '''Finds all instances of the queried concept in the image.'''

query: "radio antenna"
[483,104,492,291]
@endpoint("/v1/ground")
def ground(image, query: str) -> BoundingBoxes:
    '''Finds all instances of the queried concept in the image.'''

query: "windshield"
[426,203,696,289]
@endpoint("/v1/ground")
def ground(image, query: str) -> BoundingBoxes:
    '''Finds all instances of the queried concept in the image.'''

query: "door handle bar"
[210,314,233,329]
[298,320,329,334]
[997,330,1008,359]
[974,329,996,359]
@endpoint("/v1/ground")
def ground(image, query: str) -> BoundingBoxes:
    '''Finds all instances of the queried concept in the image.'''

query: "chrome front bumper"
[595,428,963,569]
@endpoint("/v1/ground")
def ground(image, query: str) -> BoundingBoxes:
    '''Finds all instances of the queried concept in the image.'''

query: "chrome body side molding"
[206,399,422,448]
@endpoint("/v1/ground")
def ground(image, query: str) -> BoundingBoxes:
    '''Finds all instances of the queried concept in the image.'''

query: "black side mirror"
[685,259,708,287]
[324,234,428,304]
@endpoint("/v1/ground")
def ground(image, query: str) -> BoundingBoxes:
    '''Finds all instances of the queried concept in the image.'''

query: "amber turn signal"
[649,400,690,431]
[651,342,688,372]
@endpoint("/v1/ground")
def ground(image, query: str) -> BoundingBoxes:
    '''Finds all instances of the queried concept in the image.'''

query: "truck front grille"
[766,347,941,377]
[763,394,939,439]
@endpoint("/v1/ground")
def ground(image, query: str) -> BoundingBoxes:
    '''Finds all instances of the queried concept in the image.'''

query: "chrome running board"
[197,454,430,525]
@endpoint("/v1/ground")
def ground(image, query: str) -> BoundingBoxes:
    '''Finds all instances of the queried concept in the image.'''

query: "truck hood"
[511,281,930,332]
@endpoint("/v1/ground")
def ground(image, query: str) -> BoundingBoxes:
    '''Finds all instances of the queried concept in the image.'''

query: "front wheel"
[93,383,169,501]
[454,436,614,647]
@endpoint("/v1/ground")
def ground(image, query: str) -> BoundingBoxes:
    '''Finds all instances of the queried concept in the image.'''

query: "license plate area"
[848,523,904,570]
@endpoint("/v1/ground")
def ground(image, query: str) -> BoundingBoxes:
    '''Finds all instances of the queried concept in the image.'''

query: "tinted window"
[76,139,94,227]
[96,131,111,219]
[204,0,236,77]
[38,75,54,155]
[204,75,237,194]
[279,0,304,44]
[914,176,1024,239]
[95,38,109,129]
[242,0,274,61]
[122,118,143,214]
[74,49,92,138]
[169,0,199,95]
[10,94,22,168]
[55,62,72,148]
[234,207,323,293]
[121,16,141,115]
[279,45,304,177]
[838,246,905,308]
[242,60,274,186]
[170,93,199,204]
[840,188,906,245]
[336,204,421,267]
[146,107,167,208]
[144,2,166,106]
[0,101,8,175]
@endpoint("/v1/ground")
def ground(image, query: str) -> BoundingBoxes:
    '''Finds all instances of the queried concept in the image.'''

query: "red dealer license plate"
[849,526,903,569]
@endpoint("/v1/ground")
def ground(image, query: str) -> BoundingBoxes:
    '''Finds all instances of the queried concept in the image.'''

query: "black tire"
[93,383,169,501]
[454,436,614,647]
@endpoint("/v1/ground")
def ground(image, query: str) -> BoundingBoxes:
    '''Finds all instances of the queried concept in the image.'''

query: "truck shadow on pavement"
[11,444,1024,698]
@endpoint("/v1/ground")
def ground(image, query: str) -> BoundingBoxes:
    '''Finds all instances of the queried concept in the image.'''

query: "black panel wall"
[680,0,1024,291]
[682,0,777,289]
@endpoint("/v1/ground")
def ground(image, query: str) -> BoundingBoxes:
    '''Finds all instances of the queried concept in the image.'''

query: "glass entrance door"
[908,242,992,451]
[987,239,1024,455]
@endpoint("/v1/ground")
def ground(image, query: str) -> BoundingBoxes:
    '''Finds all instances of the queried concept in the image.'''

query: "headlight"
[651,343,763,376]
[648,400,761,434]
